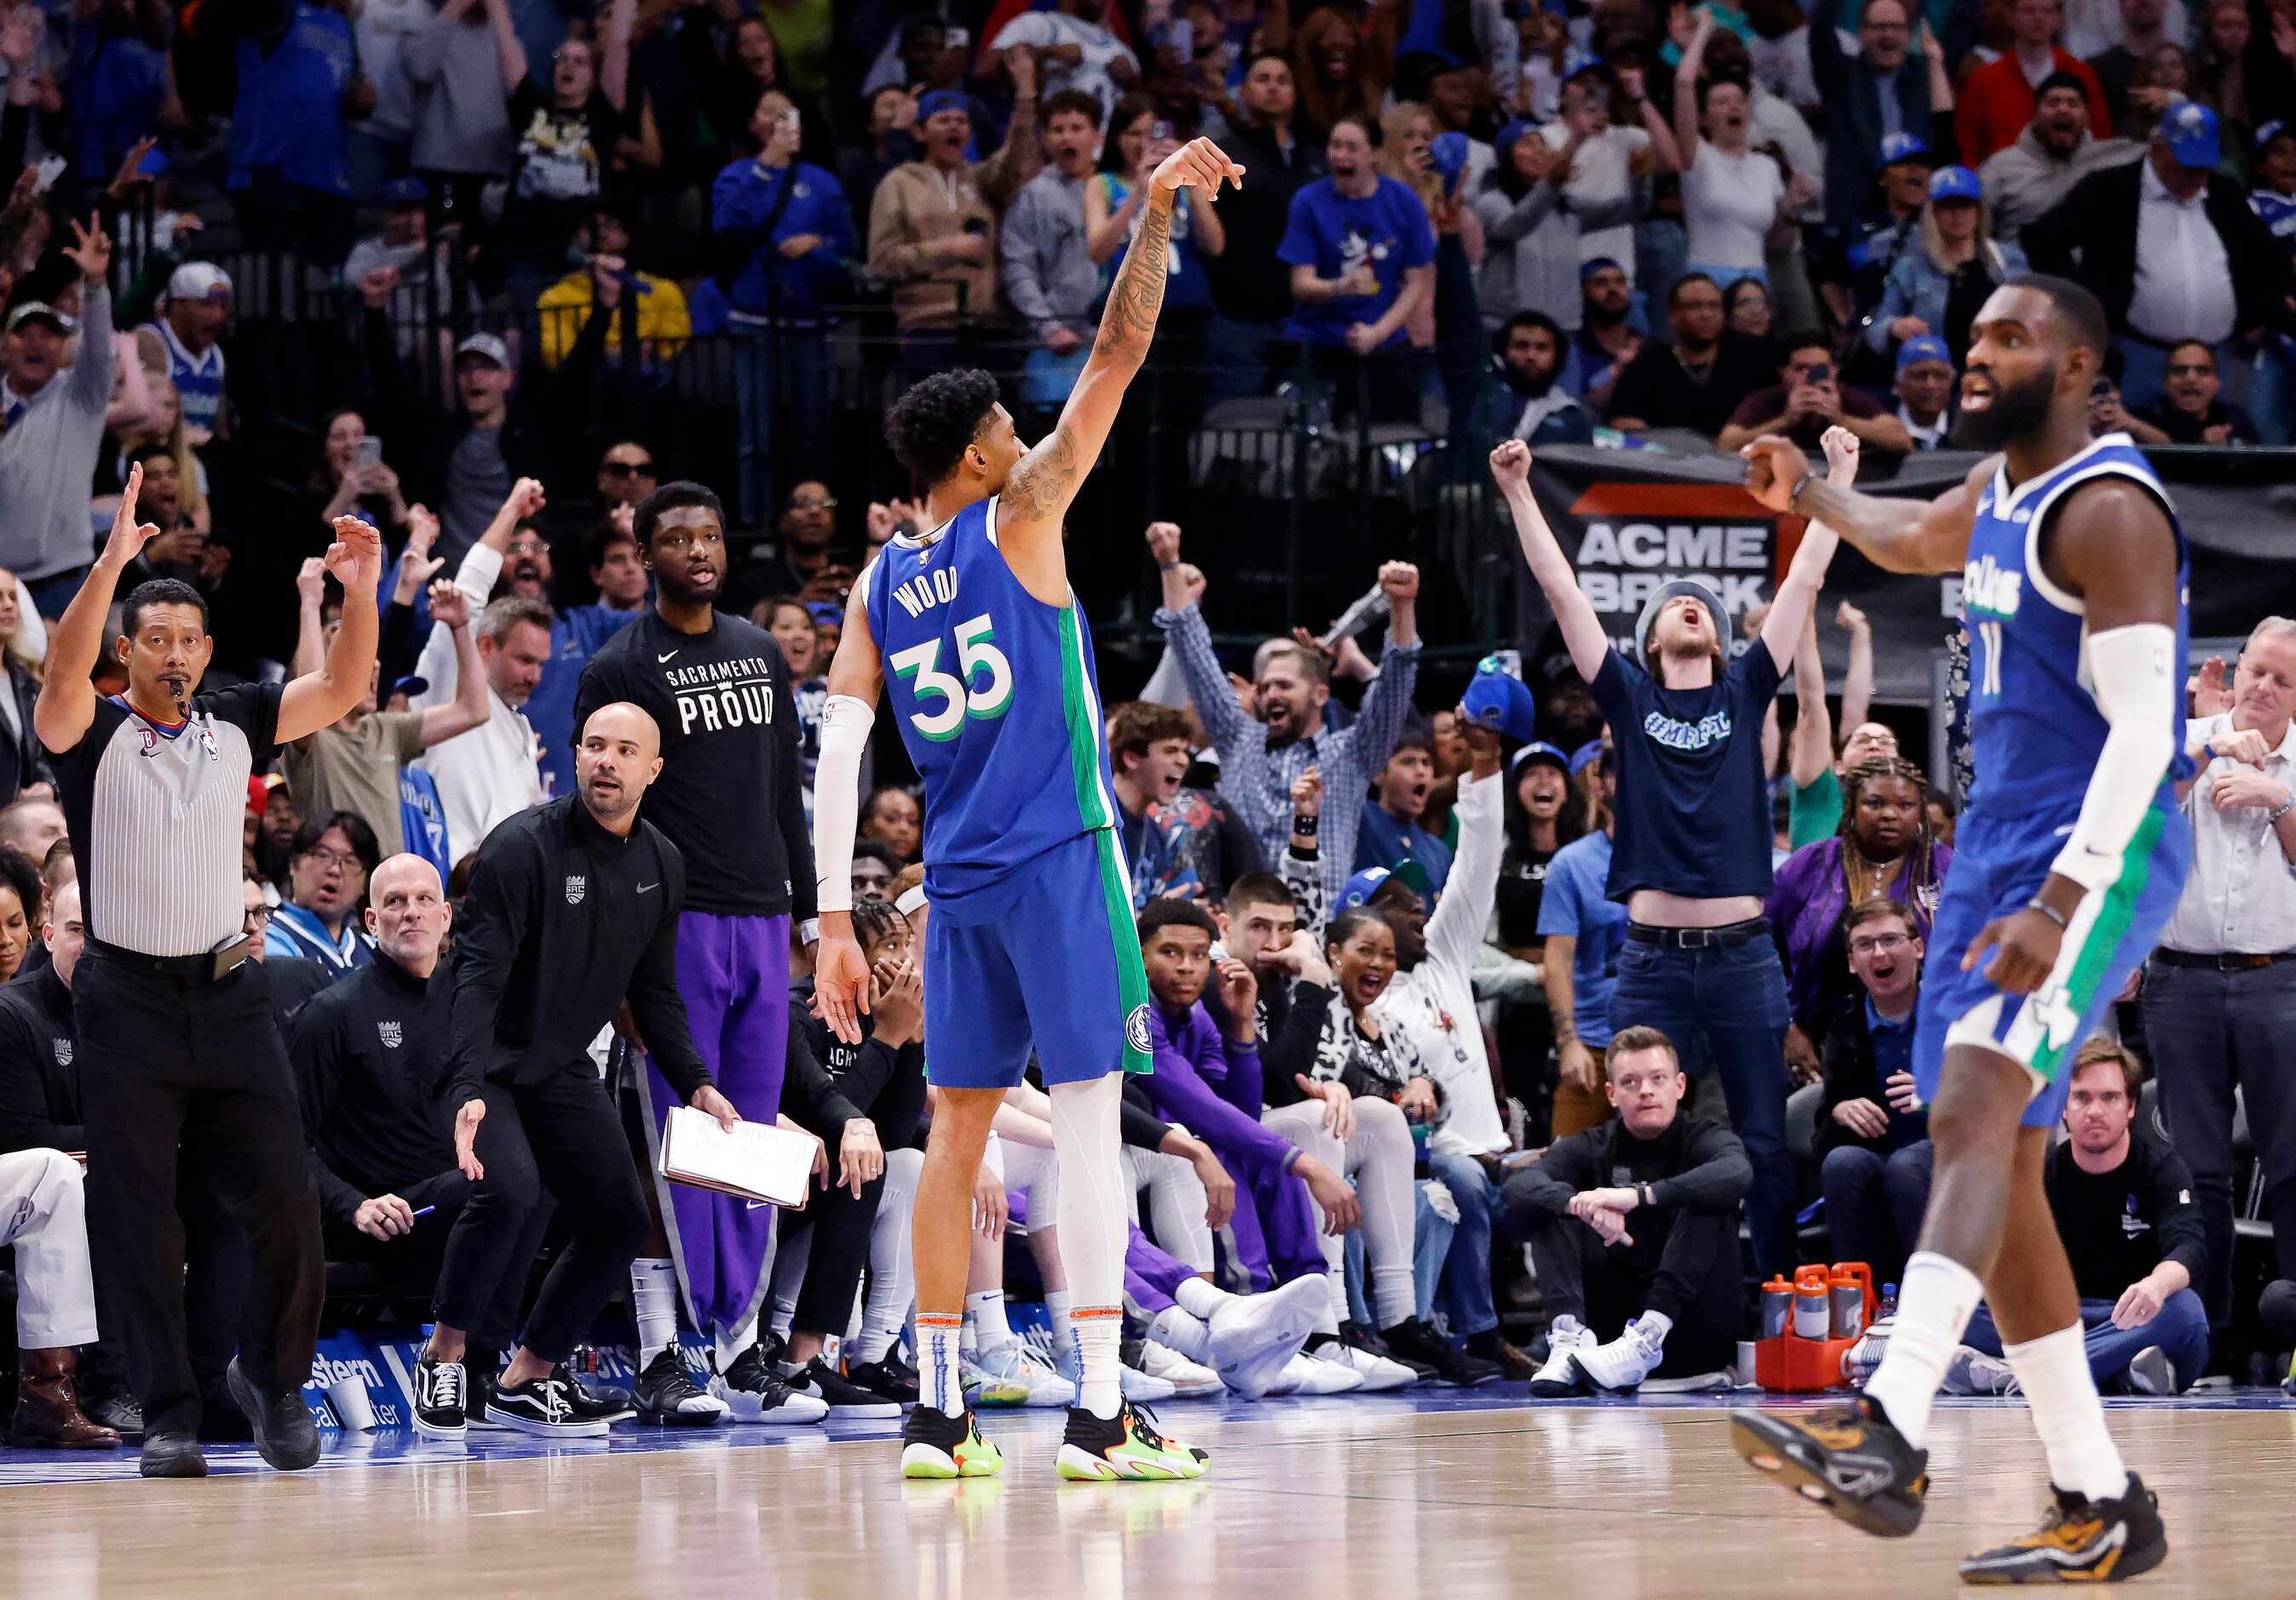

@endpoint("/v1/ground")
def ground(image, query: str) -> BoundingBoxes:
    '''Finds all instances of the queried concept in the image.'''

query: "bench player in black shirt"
[573,483,821,1423]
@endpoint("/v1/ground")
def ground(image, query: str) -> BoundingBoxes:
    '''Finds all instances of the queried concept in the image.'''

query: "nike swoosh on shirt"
[658,651,679,663]
[637,883,659,894]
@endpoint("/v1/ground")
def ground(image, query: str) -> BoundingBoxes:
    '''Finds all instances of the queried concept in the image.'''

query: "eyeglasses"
[1849,932,1911,957]
[302,847,366,873]
[2165,363,2213,377]
[601,460,657,478]
[244,904,274,927]
[791,495,838,511]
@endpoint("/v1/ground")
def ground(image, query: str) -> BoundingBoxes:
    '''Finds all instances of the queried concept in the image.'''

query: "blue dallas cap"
[1460,656,1539,742]
[2161,101,2220,170]
[1927,164,1982,203]
[383,175,430,208]
[1896,333,1953,372]
[1878,132,1931,167]
[1339,860,1431,911]
[2258,118,2292,153]
[1430,130,1470,197]
[1568,739,1610,775]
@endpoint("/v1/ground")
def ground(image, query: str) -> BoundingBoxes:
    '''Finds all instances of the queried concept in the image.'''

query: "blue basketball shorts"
[921,829,1154,1090]
[1914,801,2190,1128]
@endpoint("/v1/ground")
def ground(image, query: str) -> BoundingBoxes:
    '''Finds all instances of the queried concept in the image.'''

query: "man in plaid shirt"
[1148,523,1422,905]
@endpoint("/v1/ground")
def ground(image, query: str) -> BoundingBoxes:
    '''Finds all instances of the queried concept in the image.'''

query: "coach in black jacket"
[422,703,738,1419]
[1505,1026,1750,1387]
[2023,129,2296,348]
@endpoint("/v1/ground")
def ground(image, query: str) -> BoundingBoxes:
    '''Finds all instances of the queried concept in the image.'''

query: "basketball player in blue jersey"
[1730,275,2186,1583]
[809,134,1246,1483]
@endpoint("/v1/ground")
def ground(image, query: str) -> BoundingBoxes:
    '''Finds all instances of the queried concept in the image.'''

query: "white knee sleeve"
[1047,1074,1125,1309]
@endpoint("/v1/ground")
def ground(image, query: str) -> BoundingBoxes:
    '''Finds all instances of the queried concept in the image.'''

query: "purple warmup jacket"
[1139,1001,1303,1183]
[1765,836,1954,1023]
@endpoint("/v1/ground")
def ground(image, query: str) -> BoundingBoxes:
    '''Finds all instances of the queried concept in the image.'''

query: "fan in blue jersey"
[1731,274,2187,1586]
[810,135,1245,1485]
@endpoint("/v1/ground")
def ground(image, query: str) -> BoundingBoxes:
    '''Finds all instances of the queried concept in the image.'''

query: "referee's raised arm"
[275,515,386,745]
[34,463,154,753]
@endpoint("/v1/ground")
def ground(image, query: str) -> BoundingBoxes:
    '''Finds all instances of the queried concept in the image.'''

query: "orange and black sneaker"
[1730,1395,1930,1539]
[1959,1475,2168,1585]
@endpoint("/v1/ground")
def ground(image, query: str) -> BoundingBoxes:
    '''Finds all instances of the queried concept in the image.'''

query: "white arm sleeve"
[812,694,876,915]
[2049,624,2178,895]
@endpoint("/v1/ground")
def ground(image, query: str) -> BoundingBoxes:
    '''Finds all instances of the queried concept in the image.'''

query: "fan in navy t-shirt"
[1491,429,1859,1282]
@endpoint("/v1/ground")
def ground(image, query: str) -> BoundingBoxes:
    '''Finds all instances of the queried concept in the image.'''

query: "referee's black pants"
[75,953,325,1436]
[433,1071,649,1365]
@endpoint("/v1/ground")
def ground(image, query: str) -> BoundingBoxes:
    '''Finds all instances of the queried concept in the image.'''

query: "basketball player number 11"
[891,616,1016,741]
[1976,619,2003,697]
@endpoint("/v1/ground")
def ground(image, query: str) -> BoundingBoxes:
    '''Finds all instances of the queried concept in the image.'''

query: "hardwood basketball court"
[0,1390,2288,1596]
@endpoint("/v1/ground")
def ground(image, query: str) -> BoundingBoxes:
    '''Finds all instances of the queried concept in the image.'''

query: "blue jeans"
[1963,1291,2210,1393]
[1428,1150,1502,1337]
[1203,311,1287,402]
[25,566,89,619]
[1344,1180,1456,1330]
[1609,933,1793,1276]
[1820,1140,1933,1287]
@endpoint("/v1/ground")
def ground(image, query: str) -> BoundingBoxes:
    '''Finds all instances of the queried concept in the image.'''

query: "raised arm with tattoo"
[995,137,1244,581]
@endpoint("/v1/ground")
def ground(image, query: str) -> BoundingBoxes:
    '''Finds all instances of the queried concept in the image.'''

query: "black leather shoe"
[227,1356,321,1471]
[139,1430,208,1478]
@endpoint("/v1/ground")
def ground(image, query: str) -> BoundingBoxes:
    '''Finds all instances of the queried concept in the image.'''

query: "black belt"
[1627,917,1769,950]
[86,935,256,986]
[2152,948,2296,971]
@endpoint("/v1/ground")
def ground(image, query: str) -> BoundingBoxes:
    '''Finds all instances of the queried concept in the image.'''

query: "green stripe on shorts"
[1093,829,1154,1075]
[2029,806,2165,1082]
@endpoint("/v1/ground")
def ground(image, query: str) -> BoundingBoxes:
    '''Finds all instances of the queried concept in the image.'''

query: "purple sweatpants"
[643,910,790,1336]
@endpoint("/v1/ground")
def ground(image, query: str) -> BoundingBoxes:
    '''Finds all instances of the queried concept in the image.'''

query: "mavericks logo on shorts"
[565,875,587,905]
[1125,1004,1152,1056]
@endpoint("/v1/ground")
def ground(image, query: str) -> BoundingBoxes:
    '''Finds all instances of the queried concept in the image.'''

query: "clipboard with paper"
[657,1105,815,1211]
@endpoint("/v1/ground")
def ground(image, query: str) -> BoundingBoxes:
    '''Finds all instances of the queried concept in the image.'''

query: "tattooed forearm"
[1093,188,1174,362]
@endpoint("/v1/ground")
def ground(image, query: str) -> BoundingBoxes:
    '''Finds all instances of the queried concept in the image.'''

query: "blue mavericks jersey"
[867,495,1119,901]
[1959,433,2191,818]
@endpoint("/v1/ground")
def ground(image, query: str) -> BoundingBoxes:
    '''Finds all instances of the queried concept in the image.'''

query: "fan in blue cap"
[2157,101,2220,173]
[1338,860,1432,910]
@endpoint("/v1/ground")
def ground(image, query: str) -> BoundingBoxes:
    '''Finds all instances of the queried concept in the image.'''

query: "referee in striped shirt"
[35,467,384,1478]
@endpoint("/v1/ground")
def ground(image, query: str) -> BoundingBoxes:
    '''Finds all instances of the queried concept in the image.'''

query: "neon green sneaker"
[1056,1401,1207,1482]
[901,1407,1004,1480]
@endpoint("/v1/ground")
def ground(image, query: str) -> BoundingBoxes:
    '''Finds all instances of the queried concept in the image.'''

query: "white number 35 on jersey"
[891,614,1015,741]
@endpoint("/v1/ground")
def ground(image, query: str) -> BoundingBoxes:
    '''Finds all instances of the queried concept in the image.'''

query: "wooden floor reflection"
[1,1398,2291,1597]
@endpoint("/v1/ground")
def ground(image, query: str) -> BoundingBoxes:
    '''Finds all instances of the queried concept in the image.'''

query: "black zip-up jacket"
[0,964,79,1152]
[446,797,710,1109]
[1202,118,1328,324]
[290,951,458,1228]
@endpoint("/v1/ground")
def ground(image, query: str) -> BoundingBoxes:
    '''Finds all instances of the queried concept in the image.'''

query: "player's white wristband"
[895,884,928,918]
[812,694,875,915]
[2048,624,2178,896]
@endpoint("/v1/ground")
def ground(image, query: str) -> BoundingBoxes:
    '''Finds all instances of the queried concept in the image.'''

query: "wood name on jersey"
[889,565,960,619]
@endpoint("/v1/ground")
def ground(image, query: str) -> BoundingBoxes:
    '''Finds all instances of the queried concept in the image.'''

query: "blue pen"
[411,1206,436,1219]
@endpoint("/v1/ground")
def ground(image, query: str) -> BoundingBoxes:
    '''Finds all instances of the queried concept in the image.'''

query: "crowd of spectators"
[0,0,2288,1451]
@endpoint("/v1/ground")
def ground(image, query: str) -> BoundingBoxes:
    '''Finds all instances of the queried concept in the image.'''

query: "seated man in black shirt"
[289,854,550,1420]
[1505,1026,1752,1394]
[1716,331,1913,456]
[1816,899,1933,1286]
[1603,273,1776,438]
[1962,1040,2209,1395]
